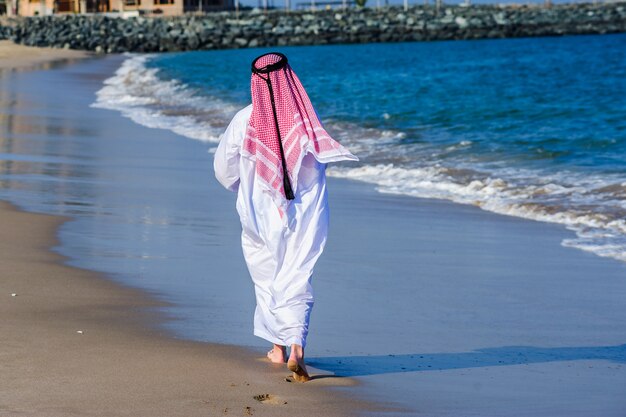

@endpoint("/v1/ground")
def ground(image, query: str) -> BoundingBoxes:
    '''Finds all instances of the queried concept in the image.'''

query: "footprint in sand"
[253,394,287,405]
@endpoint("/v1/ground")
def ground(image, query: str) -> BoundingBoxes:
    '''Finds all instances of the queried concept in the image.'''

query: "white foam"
[92,54,240,143]
[329,164,626,263]
[92,55,626,264]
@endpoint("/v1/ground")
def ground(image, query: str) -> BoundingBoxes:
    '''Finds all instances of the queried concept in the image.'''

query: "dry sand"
[0,44,372,417]
[0,40,90,70]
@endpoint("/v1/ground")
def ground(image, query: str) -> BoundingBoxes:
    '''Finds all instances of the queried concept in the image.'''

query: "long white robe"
[214,104,331,348]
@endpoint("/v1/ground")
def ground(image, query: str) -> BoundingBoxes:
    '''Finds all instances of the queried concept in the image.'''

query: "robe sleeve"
[214,114,243,192]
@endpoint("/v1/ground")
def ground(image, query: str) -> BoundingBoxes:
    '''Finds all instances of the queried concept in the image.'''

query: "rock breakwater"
[1,2,625,53]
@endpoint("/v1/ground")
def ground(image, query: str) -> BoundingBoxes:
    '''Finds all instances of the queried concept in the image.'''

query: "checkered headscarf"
[241,52,357,206]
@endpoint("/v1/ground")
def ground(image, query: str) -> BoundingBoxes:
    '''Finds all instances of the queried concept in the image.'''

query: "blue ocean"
[95,34,626,262]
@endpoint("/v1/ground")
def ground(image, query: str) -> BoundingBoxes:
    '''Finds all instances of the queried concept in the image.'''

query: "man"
[214,52,357,382]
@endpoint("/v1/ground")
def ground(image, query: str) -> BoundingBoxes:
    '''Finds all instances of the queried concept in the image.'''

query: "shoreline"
[0,44,374,417]
[0,200,370,417]
[0,40,91,70]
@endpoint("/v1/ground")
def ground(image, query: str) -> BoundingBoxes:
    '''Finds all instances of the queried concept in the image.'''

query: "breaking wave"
[93,54,626,263]
[92,54,240,143]
[329,164,626,262]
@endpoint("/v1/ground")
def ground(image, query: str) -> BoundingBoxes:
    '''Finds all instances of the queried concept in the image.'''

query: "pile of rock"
[1,2,625,53]
[0,23,12,40]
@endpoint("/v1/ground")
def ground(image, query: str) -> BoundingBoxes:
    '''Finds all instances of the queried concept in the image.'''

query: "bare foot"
[287,344,310,382]
[267,344,287,364]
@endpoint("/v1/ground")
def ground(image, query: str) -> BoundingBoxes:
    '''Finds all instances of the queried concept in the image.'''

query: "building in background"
[2,0,232,16]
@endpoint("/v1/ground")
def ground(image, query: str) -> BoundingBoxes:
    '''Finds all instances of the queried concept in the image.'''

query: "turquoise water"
[96,34,626,262]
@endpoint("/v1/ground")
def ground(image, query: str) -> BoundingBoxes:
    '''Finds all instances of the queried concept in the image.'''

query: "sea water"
[93,35,626,262]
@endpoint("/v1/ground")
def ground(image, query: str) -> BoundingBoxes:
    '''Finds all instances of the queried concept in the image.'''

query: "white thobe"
[214,104,330,348]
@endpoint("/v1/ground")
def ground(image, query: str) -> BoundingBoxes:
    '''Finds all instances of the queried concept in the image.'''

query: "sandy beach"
[1,40,625,417]
[0,40,90,70]
[0,43,370,417]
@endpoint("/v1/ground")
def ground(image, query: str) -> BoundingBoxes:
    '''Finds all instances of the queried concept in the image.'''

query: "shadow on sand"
[308,344,626,377]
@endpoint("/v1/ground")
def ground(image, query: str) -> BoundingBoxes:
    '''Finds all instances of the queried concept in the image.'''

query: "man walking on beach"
[214,52,357,382]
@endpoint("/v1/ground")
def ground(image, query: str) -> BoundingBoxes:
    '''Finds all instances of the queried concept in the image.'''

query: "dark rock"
[0,3,624,53]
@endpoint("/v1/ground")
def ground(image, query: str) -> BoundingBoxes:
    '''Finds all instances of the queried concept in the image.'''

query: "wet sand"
[0,200,367,417]
[0,44,371,417]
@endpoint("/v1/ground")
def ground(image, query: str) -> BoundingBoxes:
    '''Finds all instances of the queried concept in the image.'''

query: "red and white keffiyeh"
[241,52,357,206]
